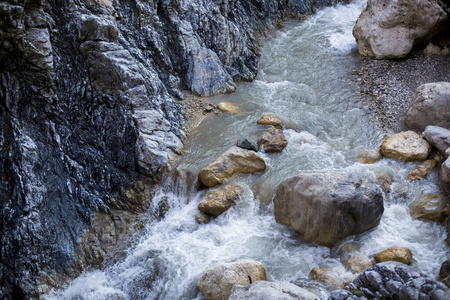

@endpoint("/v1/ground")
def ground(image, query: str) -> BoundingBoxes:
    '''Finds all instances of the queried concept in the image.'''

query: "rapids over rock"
[43,0,449,299]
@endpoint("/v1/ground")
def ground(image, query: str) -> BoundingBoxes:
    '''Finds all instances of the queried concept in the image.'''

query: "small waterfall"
[45,0,449,299]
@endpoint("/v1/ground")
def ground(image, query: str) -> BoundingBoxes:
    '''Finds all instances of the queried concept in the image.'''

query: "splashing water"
[45,0,449,299]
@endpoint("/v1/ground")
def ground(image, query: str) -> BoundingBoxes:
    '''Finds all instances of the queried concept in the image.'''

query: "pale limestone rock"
[374,247,413,265]
[198,184,244,216]
[308,267,346,288]
[198,260,266,300]
[274,173,383,247]
[380,131,431,161]
[256,115,284,129]
[407,160,437,181]
[258,128,288,153]
[218,102,240,113]
[409,193,447,222]
[198,147,266,187]
[406,82,450,131]
[229,281,317,300]
[341,253,373,274]
[352,0,447,59]
[357,149,382,164]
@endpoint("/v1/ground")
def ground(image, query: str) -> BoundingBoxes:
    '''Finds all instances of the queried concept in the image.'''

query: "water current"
[46,0,449,299]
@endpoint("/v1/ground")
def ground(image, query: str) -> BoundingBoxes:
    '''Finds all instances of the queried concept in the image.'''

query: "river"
[45,0,449,299]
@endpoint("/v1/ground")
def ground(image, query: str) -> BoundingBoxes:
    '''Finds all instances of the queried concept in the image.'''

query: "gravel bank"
[353,49,450,132]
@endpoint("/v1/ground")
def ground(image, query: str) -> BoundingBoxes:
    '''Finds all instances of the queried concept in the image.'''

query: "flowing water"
[46,1,449,299]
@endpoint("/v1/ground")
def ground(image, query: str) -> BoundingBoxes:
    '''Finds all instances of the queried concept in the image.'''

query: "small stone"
[423,43,442,56]
[218,102,240,113]
[195,212,210,224]
[376,173,393,193]
[374,247,413,265]
[257,128,288,153]
[407,165,428,181]
[357,149,382,164]
[237,138,258,152]
[256,115,284,129]
[380,131,431,161]
[198,184,244,216]
[308,267,346,288]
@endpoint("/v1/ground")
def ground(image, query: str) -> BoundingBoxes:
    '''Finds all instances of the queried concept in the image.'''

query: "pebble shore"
[353,49,450,132]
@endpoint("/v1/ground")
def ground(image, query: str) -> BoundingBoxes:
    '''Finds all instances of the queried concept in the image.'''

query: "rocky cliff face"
[0,0,337,298]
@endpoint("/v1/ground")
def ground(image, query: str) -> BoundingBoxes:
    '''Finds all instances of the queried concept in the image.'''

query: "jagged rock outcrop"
[406,82,450,131]
[352,0,447,59]
[0,0,340,298]
[274,173,384,247]
[350,262,450,299]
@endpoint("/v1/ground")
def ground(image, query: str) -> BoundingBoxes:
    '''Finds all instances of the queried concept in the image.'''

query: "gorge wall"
[0,0,338,298]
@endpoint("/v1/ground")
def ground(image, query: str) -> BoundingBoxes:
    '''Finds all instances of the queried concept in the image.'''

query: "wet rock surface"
[0,0,340,298]
[198,183,244,216]
[350,261,450,299]
[198,147,266,187]
[274,173,384,247]
[198,259,267,300]
[229,281,318,300]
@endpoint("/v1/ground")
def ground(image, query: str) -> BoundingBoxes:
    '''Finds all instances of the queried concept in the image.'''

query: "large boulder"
[198,147,266,187]
[424,125,450,156]
[258,128,288,153]
[352,0,447,59]
[198,183,244,216]
[229,281,317,300]
[274,173,384,247]
[380,131,431,161]
[406,82,450,131]
[374,247,413,265]
[351,261,450,299]
[197,259,266,300]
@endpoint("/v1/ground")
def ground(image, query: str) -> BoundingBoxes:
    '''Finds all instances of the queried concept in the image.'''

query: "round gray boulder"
[229,281,317,300]
[274,173,384,247]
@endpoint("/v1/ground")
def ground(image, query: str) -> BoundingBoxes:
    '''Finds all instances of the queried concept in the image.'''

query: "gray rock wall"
[0,0,337,298]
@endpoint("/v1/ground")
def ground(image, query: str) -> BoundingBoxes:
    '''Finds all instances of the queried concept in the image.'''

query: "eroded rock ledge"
[0,0,340,298]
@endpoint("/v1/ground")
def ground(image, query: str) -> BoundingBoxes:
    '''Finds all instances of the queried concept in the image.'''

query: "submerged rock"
[407,159,437,181]
[198,183,244,216]
[198,147,266,187]
[406,82,450,131]
[380,131,431,161]
[409,193,447,222]
[229,281,317,300]
[308,267,347,288]
[356,149,382,164]
[352,0,447,59]
[274,173,384,247]
[198,259,267,300]
[218,102,241,113]
[374,247,413,265]
[341,252,373,274]
[439,259,450,288]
